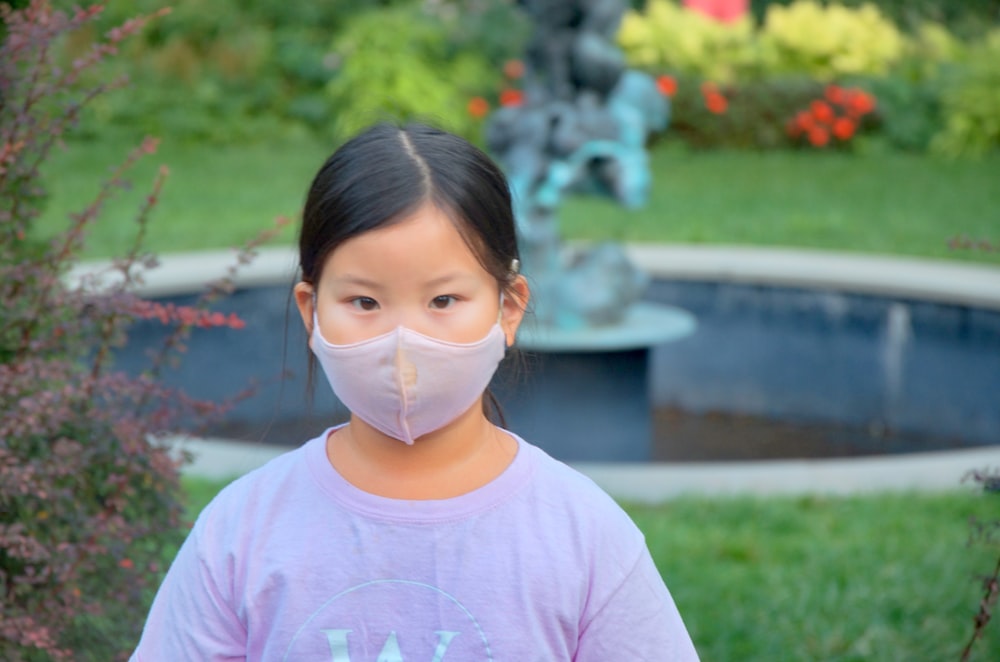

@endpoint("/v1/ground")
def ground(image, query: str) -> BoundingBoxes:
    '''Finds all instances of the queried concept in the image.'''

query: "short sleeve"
[130,516,247,661]
[575,547,699,661]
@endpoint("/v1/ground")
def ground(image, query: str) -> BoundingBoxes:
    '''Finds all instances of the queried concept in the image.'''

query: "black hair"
[298,121,524,424]
[300,121,520,294]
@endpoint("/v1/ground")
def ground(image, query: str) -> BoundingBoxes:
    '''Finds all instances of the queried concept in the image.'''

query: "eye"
[429,295,457,310]
[349,297,379,311]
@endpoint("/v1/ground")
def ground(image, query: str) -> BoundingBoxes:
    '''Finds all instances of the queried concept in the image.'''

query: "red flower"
[467,96,490,119]
[846,89,876,117]
[810,100,834,124]
[499,88,524,107]
[119,558,134,570]
[704,91,728,114]
[656,75,677,97]
[832,117,856,141]
[795,110,815,132]
[503,59,525,80]
[825,85,846,105]
[807,126,830,147]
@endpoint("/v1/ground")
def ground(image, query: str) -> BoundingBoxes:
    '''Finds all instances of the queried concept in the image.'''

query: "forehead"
[322,202,491,281]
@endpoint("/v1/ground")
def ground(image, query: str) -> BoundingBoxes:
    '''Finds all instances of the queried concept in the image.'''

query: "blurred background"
[5,1,1000,659]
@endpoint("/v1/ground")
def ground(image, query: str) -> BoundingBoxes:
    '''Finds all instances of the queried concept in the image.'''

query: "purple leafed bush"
[0,2,276,659]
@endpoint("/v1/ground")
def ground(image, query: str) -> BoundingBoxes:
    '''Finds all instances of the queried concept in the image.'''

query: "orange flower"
[832,117,856,141]
[795,110,815,131]
[467,96,490,119]
[846,89,876,117]
[810,100,834,124]
[808,126,830,147]
[704,91,728,114]
[825,85,846,105]
[499,88,524,107]
[656,74,677,97]
[503,59,525,80]
[119,558,135,570]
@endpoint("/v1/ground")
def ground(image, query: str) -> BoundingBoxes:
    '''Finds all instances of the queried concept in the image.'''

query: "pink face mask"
[311,314,507,444]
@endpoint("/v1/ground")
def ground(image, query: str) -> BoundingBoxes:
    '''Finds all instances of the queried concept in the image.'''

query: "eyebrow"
[331,275,383,289]
[331,272,476,289]
[424,272,476,287]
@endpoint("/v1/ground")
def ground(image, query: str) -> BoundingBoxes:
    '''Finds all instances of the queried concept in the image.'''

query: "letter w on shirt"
[322,629,459,662]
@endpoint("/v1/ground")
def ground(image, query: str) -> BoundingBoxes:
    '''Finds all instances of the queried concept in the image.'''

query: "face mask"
[310,312,507,445]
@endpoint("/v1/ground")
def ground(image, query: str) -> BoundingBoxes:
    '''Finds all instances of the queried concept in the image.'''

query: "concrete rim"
[69,243,1000,310]
[175,436,1000,501]
[74,245,999,498]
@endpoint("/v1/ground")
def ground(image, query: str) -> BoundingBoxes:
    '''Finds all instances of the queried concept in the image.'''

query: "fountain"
[69,3,1000,466]
[482,0,696,460]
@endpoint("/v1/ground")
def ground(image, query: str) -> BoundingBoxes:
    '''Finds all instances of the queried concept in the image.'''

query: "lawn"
[179,476,1000,661]
[37,132,1000,266]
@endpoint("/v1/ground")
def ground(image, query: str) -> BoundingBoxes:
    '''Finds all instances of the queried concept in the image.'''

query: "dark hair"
[298,121,523,423]
[300,121,520,293]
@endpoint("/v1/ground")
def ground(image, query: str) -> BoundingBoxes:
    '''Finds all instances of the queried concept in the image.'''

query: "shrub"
[54,0,526,145]
[618,0,758,83]
[324,2,509,145]
[757,0,907,80]
[664,74,828,149]
[848,72,942,151]
[619,0,906,83]
[931,29,1000,158]
[0,3,272,658]
[750,0,1000,41]
[784,84,878,149]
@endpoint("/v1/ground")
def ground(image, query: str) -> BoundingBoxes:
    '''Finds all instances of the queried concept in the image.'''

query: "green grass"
[37,133,1000,265]
[180,476,1000,661]
[37,132,329,259]
[560,144,1000,265]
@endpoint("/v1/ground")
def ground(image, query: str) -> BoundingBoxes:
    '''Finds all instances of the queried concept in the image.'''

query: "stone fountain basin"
[71,245,1000,463]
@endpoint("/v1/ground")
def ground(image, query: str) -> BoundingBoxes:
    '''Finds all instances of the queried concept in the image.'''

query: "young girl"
[132,123,698,660]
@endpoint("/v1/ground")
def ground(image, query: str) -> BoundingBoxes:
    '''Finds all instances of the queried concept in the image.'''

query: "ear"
[500,275,530,347]
[293,281,316,338]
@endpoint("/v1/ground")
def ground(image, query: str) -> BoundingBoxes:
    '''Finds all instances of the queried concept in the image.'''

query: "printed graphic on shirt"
[283,579,492,661]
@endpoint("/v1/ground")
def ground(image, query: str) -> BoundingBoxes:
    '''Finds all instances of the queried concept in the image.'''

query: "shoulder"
[516,440,646,558]
[522,441,634,518]
[188,436,322,546]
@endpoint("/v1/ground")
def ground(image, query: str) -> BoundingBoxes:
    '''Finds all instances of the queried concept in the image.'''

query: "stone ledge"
[626,244,1000,311]
[69,244,1000,312]
[173,436,1000,501]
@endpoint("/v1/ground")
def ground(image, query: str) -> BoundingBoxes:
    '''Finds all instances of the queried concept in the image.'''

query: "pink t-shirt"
[132,429,699,661]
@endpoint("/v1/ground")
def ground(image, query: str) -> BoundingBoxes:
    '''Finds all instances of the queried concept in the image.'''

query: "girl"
[132,123,698,661]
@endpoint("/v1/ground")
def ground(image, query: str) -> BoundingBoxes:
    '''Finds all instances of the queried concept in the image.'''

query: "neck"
[327,401,517,499]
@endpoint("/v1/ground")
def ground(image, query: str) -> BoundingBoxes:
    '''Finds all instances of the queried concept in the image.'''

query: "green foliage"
[751,0,1000,40]
[324,3,507,144]
[621,1,1000,156]
[50,0,526,146]
[618,0,758,83]
[931,30,1000,158]
[757,0,906,80]
[666,75,826,149]
[851,73,942,152]
[619,0,906,82]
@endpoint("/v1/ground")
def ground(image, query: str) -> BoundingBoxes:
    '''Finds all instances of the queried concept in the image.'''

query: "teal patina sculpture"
[486,0,669,330]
